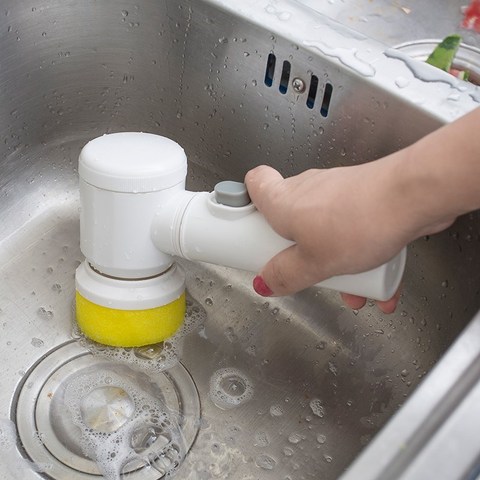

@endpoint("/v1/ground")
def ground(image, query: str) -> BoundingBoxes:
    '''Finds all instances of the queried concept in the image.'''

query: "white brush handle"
[152,189,406,301]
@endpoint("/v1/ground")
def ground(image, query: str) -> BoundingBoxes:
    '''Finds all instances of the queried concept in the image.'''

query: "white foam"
[64,370,185,480]
[73,293,206,375]
[209,368,254,410]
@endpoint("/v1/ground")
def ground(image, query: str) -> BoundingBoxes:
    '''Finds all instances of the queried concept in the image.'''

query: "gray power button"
[214,181,251,207]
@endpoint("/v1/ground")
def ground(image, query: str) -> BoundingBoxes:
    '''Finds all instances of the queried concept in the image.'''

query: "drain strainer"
[14,341,200,479]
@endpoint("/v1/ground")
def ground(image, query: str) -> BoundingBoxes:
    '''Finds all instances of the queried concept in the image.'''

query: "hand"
[245,160,452,313]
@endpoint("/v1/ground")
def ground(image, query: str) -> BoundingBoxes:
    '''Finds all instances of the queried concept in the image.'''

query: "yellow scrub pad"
[76,290,186,347]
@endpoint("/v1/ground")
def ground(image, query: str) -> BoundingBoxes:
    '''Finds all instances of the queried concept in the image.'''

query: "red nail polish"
[253,275,274,297]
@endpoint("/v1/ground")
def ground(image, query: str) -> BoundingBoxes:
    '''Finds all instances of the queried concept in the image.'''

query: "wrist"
[397,108,480,237]
[389,143,457,240]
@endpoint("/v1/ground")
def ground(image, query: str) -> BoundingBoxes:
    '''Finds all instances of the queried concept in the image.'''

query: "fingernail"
[253,275,273,297]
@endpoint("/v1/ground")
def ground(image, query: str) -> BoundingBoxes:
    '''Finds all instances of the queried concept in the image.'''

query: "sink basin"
[1,0,479,478]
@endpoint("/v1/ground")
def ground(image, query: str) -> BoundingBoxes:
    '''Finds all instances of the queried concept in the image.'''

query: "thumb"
[245,165,297,242]
[253,244,322,297]
[245,165,284,216]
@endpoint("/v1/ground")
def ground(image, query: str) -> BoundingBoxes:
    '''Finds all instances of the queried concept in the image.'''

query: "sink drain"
[14,341,200,479]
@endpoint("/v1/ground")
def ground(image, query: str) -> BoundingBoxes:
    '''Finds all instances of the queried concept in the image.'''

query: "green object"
[426,34,462,72]
[457,70,470,81]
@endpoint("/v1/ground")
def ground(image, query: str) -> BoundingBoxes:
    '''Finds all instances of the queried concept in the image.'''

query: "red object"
[253,275,274,297]
[449,68,467,79]
[462,0,480,32]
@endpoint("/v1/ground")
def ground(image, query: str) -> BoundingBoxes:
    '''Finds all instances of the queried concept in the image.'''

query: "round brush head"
[75,261,186,347]
[75,291,185,347]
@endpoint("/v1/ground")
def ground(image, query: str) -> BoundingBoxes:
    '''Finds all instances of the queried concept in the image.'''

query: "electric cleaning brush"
[75,132,406,347]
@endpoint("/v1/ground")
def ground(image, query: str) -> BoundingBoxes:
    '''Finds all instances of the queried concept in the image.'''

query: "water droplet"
[269,404,283,417]
[309,398,325,417]
[255,454,277,470]
[37,307,54,320]
[245,345,256,356]
[328,361,338,376]
[254,431,270,447]
[224,326,237,343]
[288,432,305,444]
[31,337,44,348]
[395,76,410,88]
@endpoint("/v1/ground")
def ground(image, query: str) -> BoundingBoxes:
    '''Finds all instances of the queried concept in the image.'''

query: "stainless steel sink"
[1,1,479,479]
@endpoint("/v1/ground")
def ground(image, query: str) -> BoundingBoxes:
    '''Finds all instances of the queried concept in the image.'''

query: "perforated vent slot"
[279,60,291,94]
[306,74,318,109]
[263,54,334,117]
[321,82,333,117]
[264,53,276,87]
